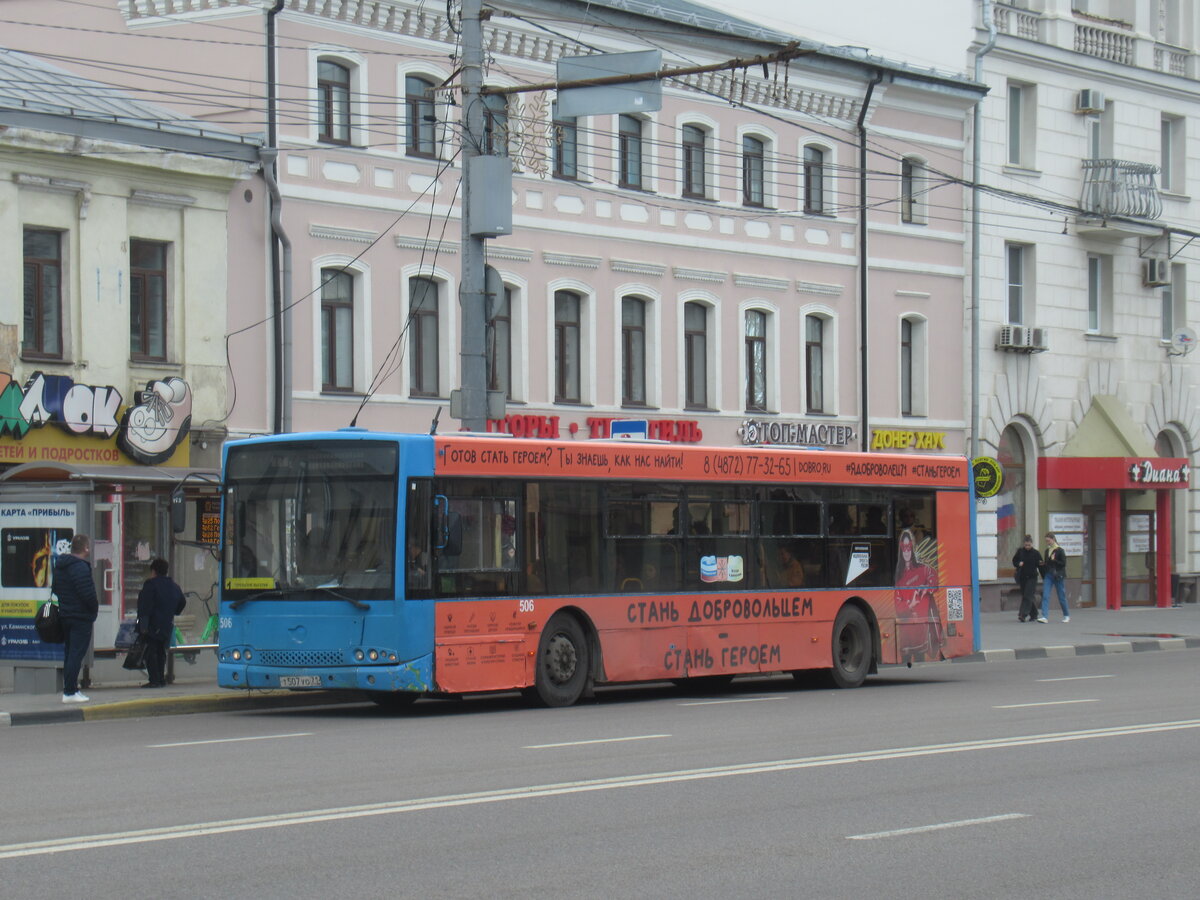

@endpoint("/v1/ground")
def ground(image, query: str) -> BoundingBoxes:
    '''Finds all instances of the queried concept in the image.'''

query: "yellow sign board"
[225,578,276,591]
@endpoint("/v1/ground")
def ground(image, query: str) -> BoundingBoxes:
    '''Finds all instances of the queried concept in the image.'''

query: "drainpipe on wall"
[261,148,292,435]
[857,70,884,453]
[266,1,291,434]
[970,0,998,462]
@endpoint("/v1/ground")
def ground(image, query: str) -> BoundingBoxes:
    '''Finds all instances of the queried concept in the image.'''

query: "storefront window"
[997,425,1026,576]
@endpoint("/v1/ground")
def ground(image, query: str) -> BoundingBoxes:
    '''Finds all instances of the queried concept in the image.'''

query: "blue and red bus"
[218,430,977,707]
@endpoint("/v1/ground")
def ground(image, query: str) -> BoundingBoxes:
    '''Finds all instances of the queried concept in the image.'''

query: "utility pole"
[458,0,488,432]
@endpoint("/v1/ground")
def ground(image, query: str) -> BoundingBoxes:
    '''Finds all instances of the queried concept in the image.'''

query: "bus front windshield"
[223,441,399,597]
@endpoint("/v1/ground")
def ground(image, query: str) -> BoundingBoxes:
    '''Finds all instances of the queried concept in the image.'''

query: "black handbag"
[35,599,65,644]
[123,634,149,670]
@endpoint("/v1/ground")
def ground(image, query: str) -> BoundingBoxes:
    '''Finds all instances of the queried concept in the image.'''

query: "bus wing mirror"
[170,488,187,534]
[433,495,462,557]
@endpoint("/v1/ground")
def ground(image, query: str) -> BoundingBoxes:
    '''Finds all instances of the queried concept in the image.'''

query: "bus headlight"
[368,649,379,661]
[354,649,365,661]
[232,649,242,661]
[244,650,253,661]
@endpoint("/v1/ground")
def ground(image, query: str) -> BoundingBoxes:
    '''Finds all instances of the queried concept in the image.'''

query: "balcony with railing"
[991,4,1196,79]
[1079,160,1162,232]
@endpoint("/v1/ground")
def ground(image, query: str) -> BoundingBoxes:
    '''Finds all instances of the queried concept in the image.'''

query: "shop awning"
[1038,456,1190,490]
[0,462,219,485]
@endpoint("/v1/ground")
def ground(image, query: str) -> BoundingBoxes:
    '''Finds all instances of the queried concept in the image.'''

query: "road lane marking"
[148,733,312,748]
[994,700,1100,709]
[525,734,670,749]
[6,717,1200,860]
[847,813,1029,840]
[1036,675,1116,682]
[679,696,790,706]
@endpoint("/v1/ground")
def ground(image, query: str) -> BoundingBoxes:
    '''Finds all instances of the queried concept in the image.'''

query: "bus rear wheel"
[827,605,871,689]
[532,613,590,707]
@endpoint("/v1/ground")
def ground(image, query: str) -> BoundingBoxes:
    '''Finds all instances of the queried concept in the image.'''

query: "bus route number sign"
[972,456,1003,498]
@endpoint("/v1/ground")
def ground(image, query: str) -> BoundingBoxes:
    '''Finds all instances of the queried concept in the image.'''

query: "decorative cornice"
[611,258,667,277]
[311,224,377,243]
[734,273,789,291]
[543,252,601,269]
[119,2,859,120]
[395,235,458,254]
[673,267,726,284]
[487,247,534,263]
[796,280,844,296]
[130,189,196,208]
[14,173,92,219]
[895,290,932,299]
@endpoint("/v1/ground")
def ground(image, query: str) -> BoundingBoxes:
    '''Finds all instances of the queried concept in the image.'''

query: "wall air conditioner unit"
[1029,327,1049,351]
[1076,89,1106,114]
[1144,258,1170,287]
[997,325,1032,350]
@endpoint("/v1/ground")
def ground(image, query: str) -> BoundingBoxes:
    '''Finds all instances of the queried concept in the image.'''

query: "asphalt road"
[3,650,1198,899]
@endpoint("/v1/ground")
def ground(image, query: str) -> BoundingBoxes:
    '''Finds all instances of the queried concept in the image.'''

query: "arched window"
[742,136,765,207]
[901,156,926,224]
[805,314,825,413]
[552,103,578,180]
[487,285,512,399]
[409,276,440,397]
[317,60,351,144]
[483,94,509,156]
[622,297,647,406]
[803,145,826,214]
[554,290,582,403]
[997,425,1028,576]
[406,75,437,158]
[682,124,707,198]
[320,268,354,391]
[684,301,708,409]
[900,316,927,416]
[619,115,644,189]
[745,309,768,411]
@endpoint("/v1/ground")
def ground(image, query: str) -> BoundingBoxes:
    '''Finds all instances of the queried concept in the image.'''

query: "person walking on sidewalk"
[136,558,187,688]
[54,534,98,703]
[1039,532,1069,623]
[1012,534,1043,622]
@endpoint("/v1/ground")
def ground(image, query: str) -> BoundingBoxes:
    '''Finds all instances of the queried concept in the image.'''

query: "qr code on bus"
[946,588,964,622]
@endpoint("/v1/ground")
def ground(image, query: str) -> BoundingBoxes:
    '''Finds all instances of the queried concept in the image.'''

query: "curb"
[956,636,1200,663]
[1,689,367,727]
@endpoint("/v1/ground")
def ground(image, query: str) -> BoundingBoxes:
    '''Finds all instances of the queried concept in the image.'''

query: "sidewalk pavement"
[4,604,1199,726]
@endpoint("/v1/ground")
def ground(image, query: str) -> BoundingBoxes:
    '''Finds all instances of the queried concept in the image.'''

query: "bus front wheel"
[532,613,590,707]
[827,605,871,689]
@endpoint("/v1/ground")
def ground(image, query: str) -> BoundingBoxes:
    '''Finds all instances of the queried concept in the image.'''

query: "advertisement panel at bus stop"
[0,502,77,662]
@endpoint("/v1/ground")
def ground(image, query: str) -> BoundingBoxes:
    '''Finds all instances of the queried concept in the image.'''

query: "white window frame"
[800,307,836,416]
[547,279,595,406]
[614,285,660,409]
[311,256,371,394]
[899,314,928,418]
[310,46,367,147]
[1006,81,1037,168]
[676,113,720,201]
[678,292,720,411]
[401,263,456,400]
[740,301,778,414]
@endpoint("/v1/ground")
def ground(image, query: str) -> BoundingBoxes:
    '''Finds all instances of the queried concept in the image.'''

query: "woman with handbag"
[136,558,186,688]
[1012,534,1043,623]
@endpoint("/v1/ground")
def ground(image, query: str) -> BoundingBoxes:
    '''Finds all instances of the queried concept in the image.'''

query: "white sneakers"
[62,692,90,703]
[1063,616,1071,623]
[1036,616,1049,623]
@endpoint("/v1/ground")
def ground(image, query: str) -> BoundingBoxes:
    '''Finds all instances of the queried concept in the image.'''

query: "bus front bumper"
[218,653,433,693]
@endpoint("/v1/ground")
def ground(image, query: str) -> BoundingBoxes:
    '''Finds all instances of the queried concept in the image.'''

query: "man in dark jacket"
[1012,534,1043,623]
[54,534,98,703]
[136,558,186,688]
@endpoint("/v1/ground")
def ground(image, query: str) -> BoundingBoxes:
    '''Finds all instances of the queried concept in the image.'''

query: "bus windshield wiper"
[229,589,283,610]
[310,586,370,610]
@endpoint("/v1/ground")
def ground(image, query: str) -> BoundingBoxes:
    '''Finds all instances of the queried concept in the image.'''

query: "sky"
[715,1,975,75]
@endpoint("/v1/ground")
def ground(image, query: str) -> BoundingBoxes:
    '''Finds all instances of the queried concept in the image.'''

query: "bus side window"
[405,479,433,596]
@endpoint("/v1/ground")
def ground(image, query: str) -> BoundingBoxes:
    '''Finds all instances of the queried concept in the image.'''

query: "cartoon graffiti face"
[116,377,192,465]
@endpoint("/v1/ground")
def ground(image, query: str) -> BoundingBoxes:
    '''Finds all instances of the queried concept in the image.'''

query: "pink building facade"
[6,0,985,455]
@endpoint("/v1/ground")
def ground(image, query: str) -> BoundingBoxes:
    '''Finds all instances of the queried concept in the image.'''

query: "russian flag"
[996,493,1016,533]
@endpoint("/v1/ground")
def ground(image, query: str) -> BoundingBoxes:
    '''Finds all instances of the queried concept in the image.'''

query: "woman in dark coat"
[136,558,186,687]
[1012,534,1043,622]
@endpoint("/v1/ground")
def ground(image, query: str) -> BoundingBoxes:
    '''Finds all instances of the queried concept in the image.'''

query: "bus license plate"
[278,676,322,688]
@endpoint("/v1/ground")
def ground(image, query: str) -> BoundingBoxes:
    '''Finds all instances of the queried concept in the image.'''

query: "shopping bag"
[35,599,65,644]
[122,634,149,670]
[114,621,139,650]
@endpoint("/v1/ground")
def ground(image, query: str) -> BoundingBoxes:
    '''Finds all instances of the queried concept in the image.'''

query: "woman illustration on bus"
[894,527,944,664]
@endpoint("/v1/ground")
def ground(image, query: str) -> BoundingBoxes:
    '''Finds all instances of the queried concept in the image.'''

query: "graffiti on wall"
[0,372,192,466]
